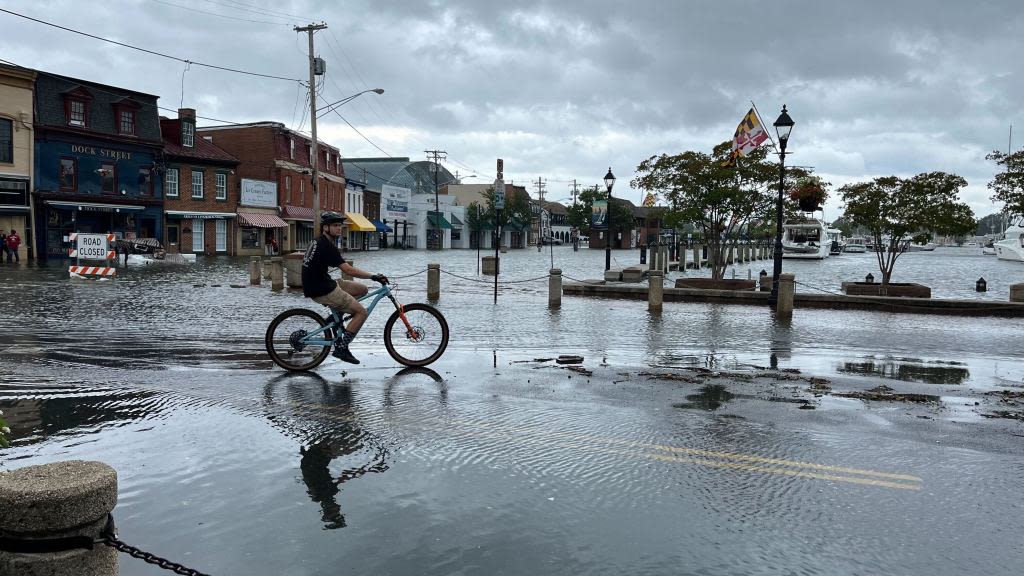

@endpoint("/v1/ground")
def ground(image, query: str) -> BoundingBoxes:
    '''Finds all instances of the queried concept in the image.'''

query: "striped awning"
[238,212,287,228]
[345,211,377,232]
[281,205,315,221]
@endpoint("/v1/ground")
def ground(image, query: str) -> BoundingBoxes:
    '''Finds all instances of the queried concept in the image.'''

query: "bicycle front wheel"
[266,309,333,371]
[384,303,449,367]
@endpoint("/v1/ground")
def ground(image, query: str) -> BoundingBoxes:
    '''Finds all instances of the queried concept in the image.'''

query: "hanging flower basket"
[790,177,828,212]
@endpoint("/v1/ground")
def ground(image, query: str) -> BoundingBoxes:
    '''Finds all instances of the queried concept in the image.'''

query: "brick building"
[196,122,350,254]
[160,109,239,255]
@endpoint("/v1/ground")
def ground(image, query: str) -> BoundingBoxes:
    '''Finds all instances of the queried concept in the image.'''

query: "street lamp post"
[769,105,795,308]
[604,167,616,271]
[316,88,385,118]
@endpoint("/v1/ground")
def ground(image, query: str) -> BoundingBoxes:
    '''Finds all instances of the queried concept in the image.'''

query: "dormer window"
[62,86,93,128]
[182,121,195,148]
[119,110,136,135]
[68,99,87,127]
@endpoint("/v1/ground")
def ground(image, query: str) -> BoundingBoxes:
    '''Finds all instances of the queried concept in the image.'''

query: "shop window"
[165,167,179,197]
[138,167,152,196]
[241,227,260,249]
[59,157,77,191]
[100,163,116,194]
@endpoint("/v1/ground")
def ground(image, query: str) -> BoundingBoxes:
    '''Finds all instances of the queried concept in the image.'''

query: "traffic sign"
[74,233,112,260]
[494,179,505,210]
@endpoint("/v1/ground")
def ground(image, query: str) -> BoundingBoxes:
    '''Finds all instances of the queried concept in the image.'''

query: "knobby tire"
[383,303,449,367]
[265,308,333,371]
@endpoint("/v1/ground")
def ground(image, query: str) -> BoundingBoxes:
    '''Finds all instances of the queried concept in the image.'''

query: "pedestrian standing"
[0,231,6,265]
[7,230,20,263]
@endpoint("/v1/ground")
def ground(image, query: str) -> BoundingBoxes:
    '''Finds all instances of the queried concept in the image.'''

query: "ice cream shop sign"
[70,144,133,161]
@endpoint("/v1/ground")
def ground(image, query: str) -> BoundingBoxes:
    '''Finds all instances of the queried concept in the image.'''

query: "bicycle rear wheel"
[266,308,333,371]
[383,303,449,367]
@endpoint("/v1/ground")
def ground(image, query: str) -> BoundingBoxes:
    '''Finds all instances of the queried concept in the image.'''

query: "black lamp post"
[769,105,794,308]
[603,167,616,271]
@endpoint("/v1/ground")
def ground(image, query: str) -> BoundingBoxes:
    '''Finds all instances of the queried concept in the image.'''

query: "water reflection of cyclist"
[302,211,389,364]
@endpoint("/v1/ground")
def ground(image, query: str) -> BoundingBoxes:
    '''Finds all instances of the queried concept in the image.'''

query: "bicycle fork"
[387,294,419,339]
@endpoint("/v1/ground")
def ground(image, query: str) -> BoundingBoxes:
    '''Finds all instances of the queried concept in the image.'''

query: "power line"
[148,0,292,25]
[0,7,303,83]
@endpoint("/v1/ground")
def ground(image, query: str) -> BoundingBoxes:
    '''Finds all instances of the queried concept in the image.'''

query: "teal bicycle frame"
[300,284,402,347]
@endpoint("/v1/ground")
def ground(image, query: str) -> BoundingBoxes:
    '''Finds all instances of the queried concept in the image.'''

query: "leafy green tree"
[987,150,1024,214]
[471,186,532,247]
[566,184,632,238]
[840,172,976,284]
[632,141,799,280]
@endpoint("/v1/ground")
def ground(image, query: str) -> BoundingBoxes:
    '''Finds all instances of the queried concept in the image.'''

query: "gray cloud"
[3,0,1021,215]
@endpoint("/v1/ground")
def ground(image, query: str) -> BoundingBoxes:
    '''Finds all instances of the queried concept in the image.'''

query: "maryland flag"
[732,107,769,158]
[642,192,657,207]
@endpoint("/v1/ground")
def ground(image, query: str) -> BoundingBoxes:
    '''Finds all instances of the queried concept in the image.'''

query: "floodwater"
[1,247,1023,575]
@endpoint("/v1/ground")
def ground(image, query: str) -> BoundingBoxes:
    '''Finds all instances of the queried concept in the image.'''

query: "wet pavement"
[1,249,1023,575]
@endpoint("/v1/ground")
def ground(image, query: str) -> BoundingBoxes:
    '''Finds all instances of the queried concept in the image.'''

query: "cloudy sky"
[2,0,1021,217]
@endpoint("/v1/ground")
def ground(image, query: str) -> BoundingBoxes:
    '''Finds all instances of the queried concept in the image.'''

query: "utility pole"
[425,149,447,250]
[296,23,328,232]
[535,176,546,251]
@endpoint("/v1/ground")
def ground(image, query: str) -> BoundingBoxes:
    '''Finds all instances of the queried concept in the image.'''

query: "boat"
[781,217,830,259]
[982,238,997,255]
[994,216,1024,262]
[826,228,844,255]
[905,242,936,252]
[845,236,867,253]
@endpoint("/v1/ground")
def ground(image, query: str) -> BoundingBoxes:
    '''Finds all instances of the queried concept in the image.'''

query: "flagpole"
[750,101,778,152]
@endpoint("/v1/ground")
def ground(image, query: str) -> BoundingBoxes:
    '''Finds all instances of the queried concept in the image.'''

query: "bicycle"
[265,278,449,371]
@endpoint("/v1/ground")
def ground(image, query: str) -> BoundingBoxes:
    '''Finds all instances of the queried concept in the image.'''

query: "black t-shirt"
[302,235,347,298]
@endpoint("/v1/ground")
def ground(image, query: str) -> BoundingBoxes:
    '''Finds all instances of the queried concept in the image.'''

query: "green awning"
[506,220,528,232]
[427,212,454,230]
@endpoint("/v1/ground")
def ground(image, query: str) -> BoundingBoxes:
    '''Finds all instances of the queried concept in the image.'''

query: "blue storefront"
[32,71,164,258]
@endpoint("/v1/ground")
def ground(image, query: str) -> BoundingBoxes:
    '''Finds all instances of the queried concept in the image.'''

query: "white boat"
[845,237,867,253]
[905,242,936,252]
[994,216,1024,262]
[782,218,830,259]
[826,228,844,255]
[982,238,997,255]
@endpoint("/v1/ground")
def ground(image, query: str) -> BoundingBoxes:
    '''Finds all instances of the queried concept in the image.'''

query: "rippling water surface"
[1,247,1022,575]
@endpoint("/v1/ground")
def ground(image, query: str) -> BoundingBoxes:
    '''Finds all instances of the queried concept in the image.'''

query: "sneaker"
[332,345,360,364]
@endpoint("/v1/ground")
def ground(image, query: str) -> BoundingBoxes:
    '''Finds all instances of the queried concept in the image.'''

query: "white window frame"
[165,168,179,197]
[191,218,204,252]
[215,219,227,252]
[191,169,204,199]
[182,121,195,148]
[215,172,227,200]
[289,138,295,159]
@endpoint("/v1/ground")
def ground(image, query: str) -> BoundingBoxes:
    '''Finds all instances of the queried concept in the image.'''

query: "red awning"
[281,205,315,221]
[237,212,287,228]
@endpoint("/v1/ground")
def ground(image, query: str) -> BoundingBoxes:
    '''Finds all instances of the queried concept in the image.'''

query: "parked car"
[541,236,563,245]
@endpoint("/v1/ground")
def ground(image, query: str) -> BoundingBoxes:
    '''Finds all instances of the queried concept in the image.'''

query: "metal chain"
[439,269,548,284]
[389,268,427,279]
[99,516,212,576]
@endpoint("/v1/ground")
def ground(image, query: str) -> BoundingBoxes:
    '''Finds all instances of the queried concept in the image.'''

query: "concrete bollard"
[482,256,498,276]
[342,259,355,281]
[249,256,261,285]
[776,273,795,316]
[549,268,562,308]
[284,252,304,288]
[693,245,701,269]
[1011,283,1024,303]
[660,245,669,273]
[648,270,664,312]
[0,460,119,576]
[270,257,284,291]
[427,263,440,300]
[679,245,687,270]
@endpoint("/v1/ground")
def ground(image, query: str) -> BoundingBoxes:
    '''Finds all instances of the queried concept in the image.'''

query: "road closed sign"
[71,233,114,260]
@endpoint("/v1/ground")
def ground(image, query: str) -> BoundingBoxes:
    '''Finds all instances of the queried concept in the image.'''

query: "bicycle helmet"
[319,211,346,227]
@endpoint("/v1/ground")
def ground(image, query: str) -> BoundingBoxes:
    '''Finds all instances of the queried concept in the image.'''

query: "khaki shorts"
[312,280,365,313]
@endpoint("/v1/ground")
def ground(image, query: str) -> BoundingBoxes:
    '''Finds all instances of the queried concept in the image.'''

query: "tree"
[474,186,532,247]
[840,172,976,284]
[566,184,632,238]
[632,141,799,280]
[987,149,1024,214]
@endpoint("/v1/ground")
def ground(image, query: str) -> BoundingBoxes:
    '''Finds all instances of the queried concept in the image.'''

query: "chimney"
[178,108,196,122]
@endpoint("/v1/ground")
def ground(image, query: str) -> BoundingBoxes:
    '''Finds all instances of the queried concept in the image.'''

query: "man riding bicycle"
[302,211,389,364]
